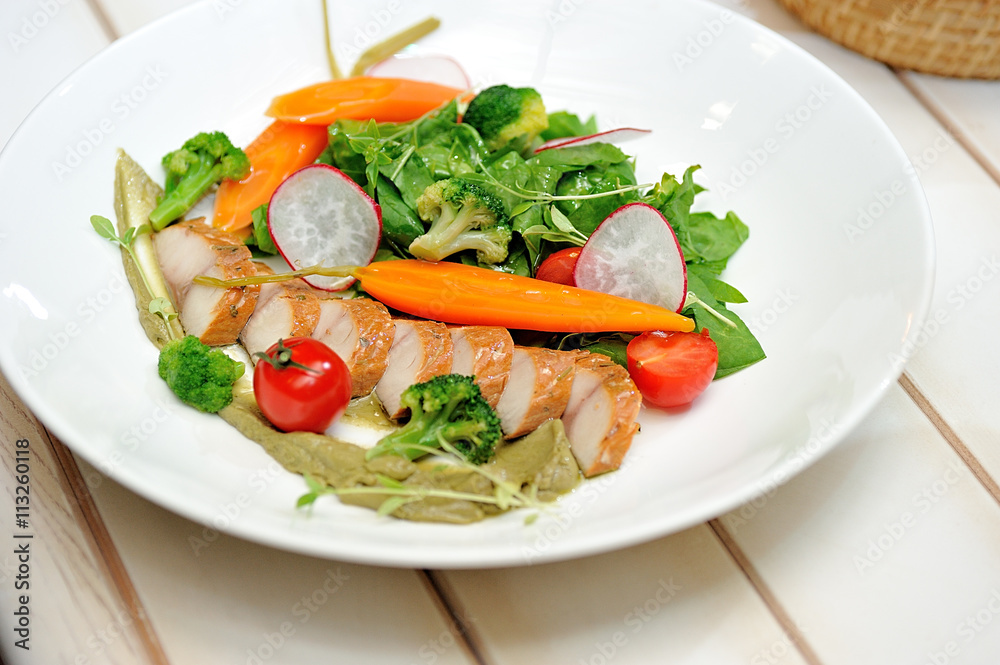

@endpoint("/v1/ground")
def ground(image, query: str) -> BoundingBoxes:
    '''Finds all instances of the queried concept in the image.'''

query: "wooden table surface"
[3,1,1000,663]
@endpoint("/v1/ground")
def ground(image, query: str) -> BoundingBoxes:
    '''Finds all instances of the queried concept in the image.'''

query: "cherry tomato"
[253,337,351,433]
[626,329,718,408]
[535,247,581,285]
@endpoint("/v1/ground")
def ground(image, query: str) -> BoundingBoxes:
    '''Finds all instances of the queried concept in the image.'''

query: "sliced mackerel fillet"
[375,320,453,419]
[240,263,320,360]
[312,297,395,397]
[561,352,642,477]
[448,326,514,408]
[495,347,580,438]
[153,218,259,345]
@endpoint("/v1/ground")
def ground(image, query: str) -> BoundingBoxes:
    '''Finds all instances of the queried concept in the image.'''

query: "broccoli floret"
[157,336,245,413]
[409,178,512,264]
[462,84,548,151]
[149,131,250,231]
[367,374,501,465]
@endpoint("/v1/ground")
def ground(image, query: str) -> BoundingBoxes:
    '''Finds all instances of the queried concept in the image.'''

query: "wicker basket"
[778,0,1000,79]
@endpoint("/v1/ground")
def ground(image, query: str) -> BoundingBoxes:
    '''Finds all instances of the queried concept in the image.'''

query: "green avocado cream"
[113,150,580,524]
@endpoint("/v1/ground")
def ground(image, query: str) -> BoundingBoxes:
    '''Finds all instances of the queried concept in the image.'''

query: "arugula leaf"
[557,161,639,236]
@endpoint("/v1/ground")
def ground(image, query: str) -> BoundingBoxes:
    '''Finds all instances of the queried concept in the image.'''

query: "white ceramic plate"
[0,0,933,568]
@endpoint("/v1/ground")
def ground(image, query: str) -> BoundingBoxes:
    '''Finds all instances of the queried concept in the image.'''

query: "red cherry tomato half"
[253,337,351,433]
[535,247,581,286]
[626,329,718,408]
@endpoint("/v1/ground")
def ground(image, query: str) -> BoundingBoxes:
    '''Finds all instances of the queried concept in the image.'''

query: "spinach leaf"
[540,111,598,141]
[376,176,424,253]
[683,271,765,378]
[530,143,629,169]
[556,332,634,368]
[320,119,369,186]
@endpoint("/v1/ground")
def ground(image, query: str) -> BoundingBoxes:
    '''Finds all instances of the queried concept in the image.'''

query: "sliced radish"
[573,202,687,313]
[366,54,471,90]
[268,164,381,291]
[534,128,652,153]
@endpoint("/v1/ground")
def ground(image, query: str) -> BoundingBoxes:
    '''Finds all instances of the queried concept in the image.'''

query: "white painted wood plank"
[714,2,1000,663]
[749,13,1000,490]
[0,0,110,150]
[904,73,1000,177]
[438,524,809,665]
[720,384,1000,664]
[0,372,163,665]
[79,457,476,665]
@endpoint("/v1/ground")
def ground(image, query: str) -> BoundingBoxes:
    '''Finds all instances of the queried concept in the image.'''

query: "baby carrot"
[196,260,694,334]
[212,121,329,232]
[265,76,466,125]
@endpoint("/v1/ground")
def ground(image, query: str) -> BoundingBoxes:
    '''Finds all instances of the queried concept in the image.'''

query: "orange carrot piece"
[353,260,695,333]
[196,260,694,333]
[212,121,329,232]
[265,76,465,125]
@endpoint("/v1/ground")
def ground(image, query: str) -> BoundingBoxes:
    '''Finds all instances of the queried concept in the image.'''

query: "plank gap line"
[893,68,1000,188]
[421,570,491,665]
[708,519,826,665]
[47,433,172,665]
[898,372,1000,505]
[84,0,121,42]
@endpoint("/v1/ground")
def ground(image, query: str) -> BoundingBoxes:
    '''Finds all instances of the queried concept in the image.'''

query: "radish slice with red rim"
[573,202,687,313]
[366,54,471,90]
[267,164,382,291]
[534,128,652,153]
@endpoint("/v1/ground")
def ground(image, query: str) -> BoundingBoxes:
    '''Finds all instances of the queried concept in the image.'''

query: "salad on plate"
[93,17,764,525]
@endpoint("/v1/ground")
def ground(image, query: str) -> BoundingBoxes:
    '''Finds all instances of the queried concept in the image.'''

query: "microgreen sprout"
[91,214,180,336]
[296,440,547,523]
[683,291,738,328]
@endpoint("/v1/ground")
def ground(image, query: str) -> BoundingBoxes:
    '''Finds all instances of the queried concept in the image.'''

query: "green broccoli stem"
[149,160,222,230]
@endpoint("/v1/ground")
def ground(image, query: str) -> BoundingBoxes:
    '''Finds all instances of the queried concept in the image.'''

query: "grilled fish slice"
[448,326,514,408]
[312,297,396,397]
[495,347,580,438]
[153,219,258,345]
[375,320,453,419]
[561,353,641,477]
[240,263,320,360]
